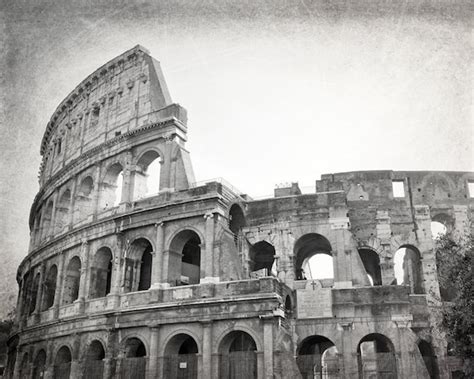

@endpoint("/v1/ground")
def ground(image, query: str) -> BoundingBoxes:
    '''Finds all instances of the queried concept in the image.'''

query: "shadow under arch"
[219,330,258,379]
[294,233,333,280]
[297,335,340,379]
[357,333,397,379]
[163,333,199,379]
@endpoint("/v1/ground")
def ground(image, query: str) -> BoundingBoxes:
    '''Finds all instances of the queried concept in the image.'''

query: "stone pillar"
[15,278,24,325]
[201,212,218,283]
[262,317,274,379]
[120,150,134,204]
[13,347,24,379]
[453,205,469,237]
[393,317,415,378]
[340,322,355,378]
[92,163,102,218]
[103,328,117,379]
[201,321,213,379]
[68,177,77,229]
[109,233,125,308]
[53,252,65,319]
[33,264,45,322]
[80,111,89,154]
[330,208,352,287]
[49,191,59,236]
[77,241,89,312]
[147,325,160,379]
[151,223,164,287]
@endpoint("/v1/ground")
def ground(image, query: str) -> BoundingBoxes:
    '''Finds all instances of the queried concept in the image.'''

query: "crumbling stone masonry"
[6,45,473,379]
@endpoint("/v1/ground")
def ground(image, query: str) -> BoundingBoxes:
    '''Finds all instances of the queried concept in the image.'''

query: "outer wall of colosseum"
[5,45,473,379]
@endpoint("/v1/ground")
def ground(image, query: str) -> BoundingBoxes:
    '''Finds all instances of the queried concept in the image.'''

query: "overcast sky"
[0,0,472,314]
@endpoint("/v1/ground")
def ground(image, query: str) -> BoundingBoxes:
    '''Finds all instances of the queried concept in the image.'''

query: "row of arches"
[34,149,162,244]
[20,230,204,317]
[21,331,258,379]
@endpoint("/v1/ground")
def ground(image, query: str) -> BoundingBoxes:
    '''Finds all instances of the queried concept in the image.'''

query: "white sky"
[0,1,472,310]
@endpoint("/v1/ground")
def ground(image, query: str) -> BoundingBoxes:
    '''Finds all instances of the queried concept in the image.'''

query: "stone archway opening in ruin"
[357,333,397,379]
[134,150,162,199]
[418,340,440,379]
[19,352,29,378]
[99,163,124,210]
[75,176,94,222]
[393,245,424,294]
[358,248,382,286]
[121,337,147,379]
[219,331,257,379]
[430,221,447,240]
[32,349,46,379]
[229,204,246,245]
[42,200,54,239]
[89,247,113,299]
[297,335,340,379]
[294,234,333,281]
[164,334,199,379]
[249,241,276,276]
[55,189,71,233]
[83,340,106,379]
[41,264,58,311]
[169,230,201,286]
[124,238,153,292]
[53,346,72,379]
[62,256,81,305]
[29,273,40,315]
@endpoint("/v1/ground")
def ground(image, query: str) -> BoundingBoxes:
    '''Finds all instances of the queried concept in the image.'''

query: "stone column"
[103,328,117,379]
[201,321,213,379]
[33,264,45,322]
[201,212,218,283]
[68,177,77,229]
[53,252,66,319]
[120,150,134,204]
[108,233,125,308]
[330,209,352,287]
[147,325,160,379]
[340,322,355,378]
[12,347,24,379]
[151,223,164,287]
[393,317,414,378]
[77,241,89,313]
[49,190,59,237]
[262,317,274,379]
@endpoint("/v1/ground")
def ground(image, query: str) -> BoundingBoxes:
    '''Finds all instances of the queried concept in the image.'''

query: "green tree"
[435,232,473,376]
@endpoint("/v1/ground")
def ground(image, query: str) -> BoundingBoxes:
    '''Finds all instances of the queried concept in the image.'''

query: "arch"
[393,245,424,294]
[284,295,293,316]
[53,346,72,379]
[89,247,113,299]
[32,349,46,379]
[249,241,275,275]
[358,248,382,286]
[430,221,447,240]
[134,150,162,199]
[229,203,246,245]
[294,233,333,280]
[62,256,81,305]
[83,339,106,379]
[120,337,147,379]
[55,189,71,233]
[168,229,202,286]
[219,331,257,379]
[75,176,94,222]
[18,352,29,378]
[418,340,439,379]
[124,238,153,292]
[99,162,124,210]
[29,272,41,315]
[41,264,58,310]
[297,335,340,379]
[357,333,397,379]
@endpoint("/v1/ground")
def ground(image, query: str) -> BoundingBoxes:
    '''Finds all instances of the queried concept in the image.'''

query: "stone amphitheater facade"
[6,45,473,379]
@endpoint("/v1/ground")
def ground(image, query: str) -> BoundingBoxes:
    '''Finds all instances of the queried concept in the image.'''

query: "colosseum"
[5,45,473,379]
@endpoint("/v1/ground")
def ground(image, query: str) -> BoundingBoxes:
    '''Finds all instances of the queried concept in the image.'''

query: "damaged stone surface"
[6,46,473,379]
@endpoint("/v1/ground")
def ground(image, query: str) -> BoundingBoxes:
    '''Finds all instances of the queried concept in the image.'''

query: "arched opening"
[75,176,94,222]
[393,245,424,294]
[29,273,40,315]
[32,349,46,379]
[89,247,113,299]
[418,340,439,379]
[41,264,58,311]
[121,338,147,379]
[62,256,81,305]
[164,334,199,379]
[53,346,72,379]
[358,249,382,286]
[357,334,397,379]
[169,230,201,286]
[285,295,293,316]
[124,238,153,292]
[21,272,31,317]
[430,221,447,240]
[83,340,106,379]
[294,234,333,281]
[99,163,124,210]
[297,335,340,379]
[19,352,29,379]
[42,200,54,239]
[249,241,275,276]
[134,151,161,199]
[55,189,71,233]
[219,331,257,379]
[229,204,246,245]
